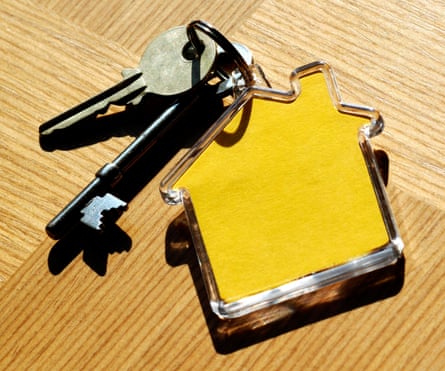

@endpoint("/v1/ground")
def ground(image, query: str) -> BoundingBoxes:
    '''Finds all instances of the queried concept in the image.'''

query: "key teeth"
[121,68,146,106]
[80,194,128,231]
[99,201,128,228]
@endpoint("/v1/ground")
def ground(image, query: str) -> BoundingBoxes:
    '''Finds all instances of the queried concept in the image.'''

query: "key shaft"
[46,91,204,240]
[40,71,146,136]
[39,26,216,137]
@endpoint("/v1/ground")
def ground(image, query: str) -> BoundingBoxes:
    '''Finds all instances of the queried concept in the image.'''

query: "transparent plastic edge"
[215,244,401,318]
[359,131,404,255]
[160,60,404,319]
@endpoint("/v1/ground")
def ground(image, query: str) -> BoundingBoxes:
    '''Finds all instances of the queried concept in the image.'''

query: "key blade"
[80,193,128,231]
[39,70,146,136]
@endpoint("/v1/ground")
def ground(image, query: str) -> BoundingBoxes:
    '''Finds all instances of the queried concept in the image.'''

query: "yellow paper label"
[175,73,388,302]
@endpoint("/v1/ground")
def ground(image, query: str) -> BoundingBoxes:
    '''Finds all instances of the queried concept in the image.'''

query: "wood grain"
[0,0,444,369]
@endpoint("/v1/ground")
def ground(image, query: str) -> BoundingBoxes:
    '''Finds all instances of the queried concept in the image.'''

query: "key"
[39,26,217,136]
[43,26,254,240]
[46,82,233,240]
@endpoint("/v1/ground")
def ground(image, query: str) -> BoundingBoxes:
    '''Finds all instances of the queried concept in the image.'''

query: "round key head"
[139,26,216,96]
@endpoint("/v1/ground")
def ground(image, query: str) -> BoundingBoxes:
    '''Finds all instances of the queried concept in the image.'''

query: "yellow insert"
[175,73,388,303]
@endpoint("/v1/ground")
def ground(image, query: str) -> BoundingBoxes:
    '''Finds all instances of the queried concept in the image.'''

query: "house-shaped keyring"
[161,60,404,319]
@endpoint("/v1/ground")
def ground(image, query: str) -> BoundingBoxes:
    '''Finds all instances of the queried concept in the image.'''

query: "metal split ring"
[186,20,254,85]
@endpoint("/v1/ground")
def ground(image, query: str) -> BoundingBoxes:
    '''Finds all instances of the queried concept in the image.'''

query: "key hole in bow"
[182,40,205,87]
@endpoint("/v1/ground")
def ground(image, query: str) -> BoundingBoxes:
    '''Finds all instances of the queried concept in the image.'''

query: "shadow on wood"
[47,223,132,276]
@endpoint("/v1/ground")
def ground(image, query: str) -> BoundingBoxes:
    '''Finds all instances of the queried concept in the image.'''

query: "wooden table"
[1,0,444,369]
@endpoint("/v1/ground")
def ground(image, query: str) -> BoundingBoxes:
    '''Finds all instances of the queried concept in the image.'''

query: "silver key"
[39,26,217,136]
